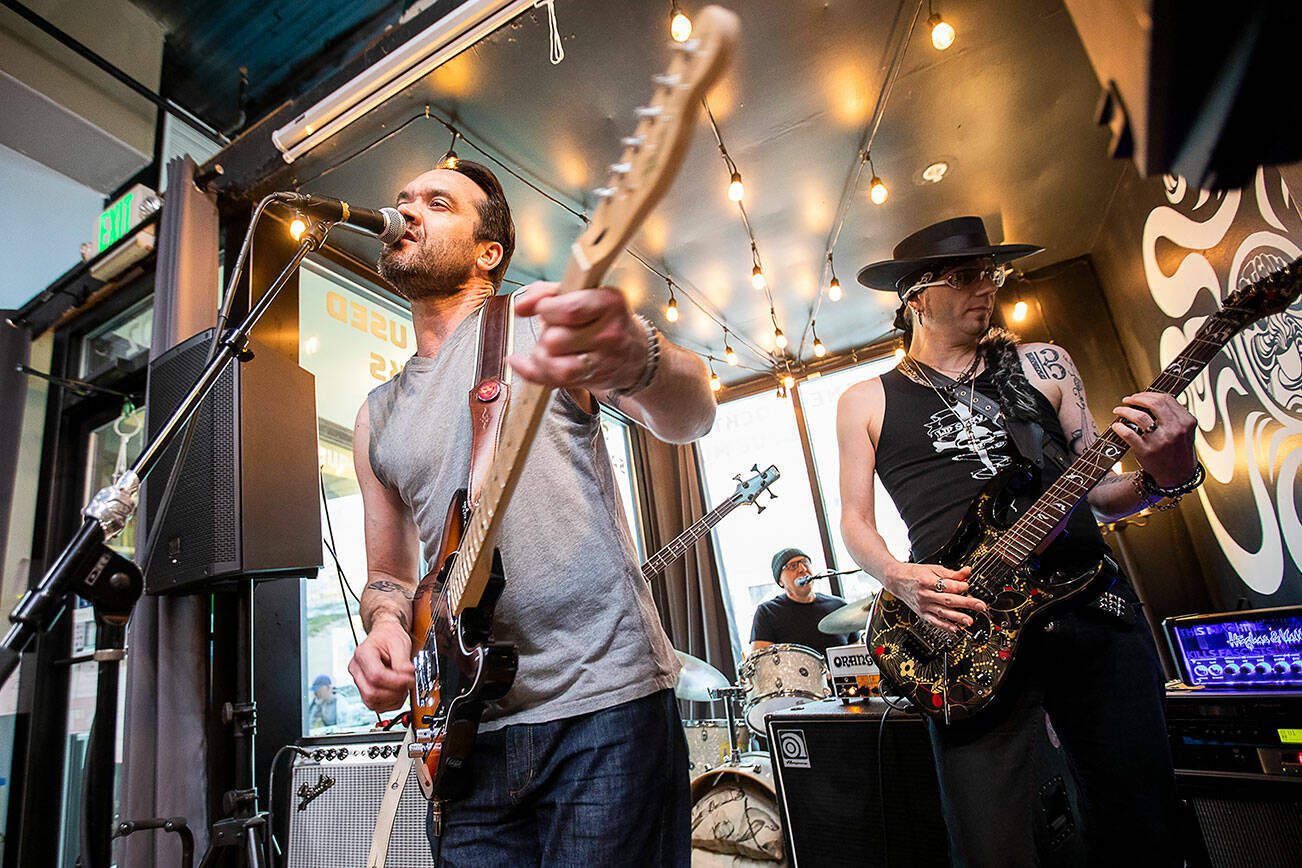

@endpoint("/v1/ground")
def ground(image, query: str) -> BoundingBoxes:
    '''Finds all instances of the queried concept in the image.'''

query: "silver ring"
[578,352,595,383]
[1146,420,1159,433]
[933,578,945,593]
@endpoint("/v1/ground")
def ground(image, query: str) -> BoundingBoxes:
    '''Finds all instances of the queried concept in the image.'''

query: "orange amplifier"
[826,642,880,700]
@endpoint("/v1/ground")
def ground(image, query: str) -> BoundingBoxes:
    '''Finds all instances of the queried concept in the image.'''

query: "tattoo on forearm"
[1026,347,1067,381]
[365,580,415,600]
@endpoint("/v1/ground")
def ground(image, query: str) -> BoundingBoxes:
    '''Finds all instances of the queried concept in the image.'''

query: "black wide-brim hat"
[856,216,1043,296]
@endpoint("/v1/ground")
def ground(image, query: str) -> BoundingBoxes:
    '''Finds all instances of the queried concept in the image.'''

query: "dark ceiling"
[144,0,1127,384]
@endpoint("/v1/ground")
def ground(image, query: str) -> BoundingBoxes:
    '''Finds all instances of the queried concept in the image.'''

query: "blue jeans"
[427,689,691,867]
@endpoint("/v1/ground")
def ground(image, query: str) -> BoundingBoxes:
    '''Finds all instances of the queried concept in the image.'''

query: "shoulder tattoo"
[1024,346,1067,381]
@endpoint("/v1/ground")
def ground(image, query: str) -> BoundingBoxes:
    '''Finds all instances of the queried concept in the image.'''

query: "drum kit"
[674,592,875,862]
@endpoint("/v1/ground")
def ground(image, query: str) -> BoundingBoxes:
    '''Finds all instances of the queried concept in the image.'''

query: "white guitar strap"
[366,727,416,868]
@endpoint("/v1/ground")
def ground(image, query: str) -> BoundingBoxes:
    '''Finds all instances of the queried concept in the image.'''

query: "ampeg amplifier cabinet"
[142,328,321,594]
[1165,688,1302,867]
[287,733,432,867]
[766,698,1081,868]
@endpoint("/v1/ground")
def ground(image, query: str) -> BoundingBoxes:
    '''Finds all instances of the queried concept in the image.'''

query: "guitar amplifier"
[286,733,432,868]
[766,698,1082,867]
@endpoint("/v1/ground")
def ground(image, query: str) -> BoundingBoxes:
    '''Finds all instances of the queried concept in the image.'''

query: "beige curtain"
[633,432,738,719]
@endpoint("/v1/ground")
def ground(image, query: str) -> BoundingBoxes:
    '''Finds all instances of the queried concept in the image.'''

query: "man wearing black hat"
[750,547,857,655]
[836,217,1199,864]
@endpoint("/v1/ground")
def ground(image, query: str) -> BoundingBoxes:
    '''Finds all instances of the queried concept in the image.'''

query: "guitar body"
[867,462,1104,722]
[410,491,518,800]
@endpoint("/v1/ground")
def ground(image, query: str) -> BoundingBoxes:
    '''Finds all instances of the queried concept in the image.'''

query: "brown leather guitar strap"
[468,293,514,508]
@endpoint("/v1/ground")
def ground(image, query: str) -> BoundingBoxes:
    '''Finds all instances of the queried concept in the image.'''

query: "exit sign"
[96,184,156,253]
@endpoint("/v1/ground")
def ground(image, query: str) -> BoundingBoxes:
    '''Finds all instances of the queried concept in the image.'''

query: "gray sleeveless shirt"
[366,302,679,731]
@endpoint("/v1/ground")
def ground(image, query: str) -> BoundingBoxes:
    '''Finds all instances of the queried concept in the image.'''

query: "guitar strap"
[368,297,516,865]
[468,293,515,508]
[366,727,416,868]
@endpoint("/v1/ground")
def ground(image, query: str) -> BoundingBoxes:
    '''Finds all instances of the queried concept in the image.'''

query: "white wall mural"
[1141,168,1302,595]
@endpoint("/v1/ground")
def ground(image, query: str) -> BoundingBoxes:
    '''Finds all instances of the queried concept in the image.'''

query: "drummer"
[750,547,858,656]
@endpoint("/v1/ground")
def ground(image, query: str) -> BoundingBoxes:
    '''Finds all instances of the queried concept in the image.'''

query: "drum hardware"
[737,644,831,735]
[706,685,750,766]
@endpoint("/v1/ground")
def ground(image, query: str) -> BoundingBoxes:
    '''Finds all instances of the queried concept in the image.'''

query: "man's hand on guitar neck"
[882,562,987,634]
[348,614,416,712]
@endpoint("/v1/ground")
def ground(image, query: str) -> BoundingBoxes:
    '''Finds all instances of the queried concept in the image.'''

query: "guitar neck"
[993,308,1240,564]
[640,496,741,581]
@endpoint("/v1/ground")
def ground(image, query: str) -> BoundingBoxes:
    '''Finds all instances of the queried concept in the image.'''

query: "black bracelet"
[1139,460,1205,504]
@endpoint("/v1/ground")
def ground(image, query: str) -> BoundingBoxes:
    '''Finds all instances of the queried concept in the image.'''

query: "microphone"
[795,567,862,587]
[276,193,405,245]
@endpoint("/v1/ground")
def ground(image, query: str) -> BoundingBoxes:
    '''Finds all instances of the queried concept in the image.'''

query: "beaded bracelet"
[1133,461,1205,511]
[609,315,661,399]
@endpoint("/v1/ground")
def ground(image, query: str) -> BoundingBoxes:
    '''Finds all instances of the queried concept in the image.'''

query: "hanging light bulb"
[828,276,843,302]
[776,383,788,399]
[893,345,906,361]
[782,373,796,389]
[751,264,767,291]
[813,336,827,358]
[709,363,722,393]
[774,328,788,350]
[665,296,679,322]
[869,175,889,205]
[728,171,744,202]
[725,343,739,366]
[929,12,956,50]
[1012,300,1028,322]
[289,216,308,240]
[670,3,692,42]
[441,130,461,169]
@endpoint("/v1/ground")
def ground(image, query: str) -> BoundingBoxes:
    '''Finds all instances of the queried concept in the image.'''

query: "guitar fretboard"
[992,307,1244,565]
[641,496,741,581]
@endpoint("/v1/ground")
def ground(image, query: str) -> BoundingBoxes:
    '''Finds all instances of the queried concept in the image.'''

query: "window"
[696,354,913,649]
[298,259,415,735]
[797,359,911,603]
[696,391,823,657]
[600,412,645,560]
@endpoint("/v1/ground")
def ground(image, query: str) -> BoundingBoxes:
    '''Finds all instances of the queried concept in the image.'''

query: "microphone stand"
[795,567,862,588]
[0,212,332,868]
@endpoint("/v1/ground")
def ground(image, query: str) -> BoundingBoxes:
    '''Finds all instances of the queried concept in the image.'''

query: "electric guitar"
[406,7,739,801]
[640,464,779,582]
[867,258,1302,723]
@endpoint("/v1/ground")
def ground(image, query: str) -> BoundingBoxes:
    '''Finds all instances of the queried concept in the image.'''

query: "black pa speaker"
[287,734,433,867]
[141,328,321,593]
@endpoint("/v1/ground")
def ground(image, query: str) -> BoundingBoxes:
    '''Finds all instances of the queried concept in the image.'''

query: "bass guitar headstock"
[1218,257,1302,332]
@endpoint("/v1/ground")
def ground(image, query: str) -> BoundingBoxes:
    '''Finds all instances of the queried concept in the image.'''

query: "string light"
[782,372,796,389]
[1012,300,1028,322]
[812,325,827,358]
[289,216,308,240]
[440,130,461,169]
[708,359,722,393]
[893,346,906,361]
[728,171,744,202]
[723,330,739,366]
[670,2,692,42]
[928,2,956,50]
[664,279,680,322]
[774,327,788,351]
[827,254,843,301]
[867,152,888,205]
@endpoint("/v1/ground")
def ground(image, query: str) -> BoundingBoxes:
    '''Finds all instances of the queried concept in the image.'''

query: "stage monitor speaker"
[141,328,321,594]
[287,734,432,868]
[1176,774,1302,868]
[766,698,1082,868]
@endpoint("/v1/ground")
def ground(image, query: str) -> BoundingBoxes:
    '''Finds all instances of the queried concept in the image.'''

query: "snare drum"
[682,719,749,775]
[738,644,829,735]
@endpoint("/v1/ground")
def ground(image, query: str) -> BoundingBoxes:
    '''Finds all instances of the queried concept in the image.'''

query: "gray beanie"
[771,547,810,584]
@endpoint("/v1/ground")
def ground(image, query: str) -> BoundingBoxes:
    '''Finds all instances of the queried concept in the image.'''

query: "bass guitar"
[406,7,740,801]
[867,258,1301,723]
[641,464,779,582]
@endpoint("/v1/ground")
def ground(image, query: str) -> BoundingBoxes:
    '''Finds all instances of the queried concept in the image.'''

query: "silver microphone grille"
[377,207,406,246]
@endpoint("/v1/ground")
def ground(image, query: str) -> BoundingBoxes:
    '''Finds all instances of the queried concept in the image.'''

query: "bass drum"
[690,752,786,866]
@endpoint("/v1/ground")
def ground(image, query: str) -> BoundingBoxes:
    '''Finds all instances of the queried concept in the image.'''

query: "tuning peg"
[593,187,616,199]
[635,105,664,119]
[751,464,760,474]
[768,490,778,500]
[755,503,766,514]
[732,473,743,483]
[621,136,645,148]
[609,162,632,175]
[652,73,683,87]
[668,38,700,52]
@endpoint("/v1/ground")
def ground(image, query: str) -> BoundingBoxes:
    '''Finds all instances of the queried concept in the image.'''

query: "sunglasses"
[904,264,1010,297]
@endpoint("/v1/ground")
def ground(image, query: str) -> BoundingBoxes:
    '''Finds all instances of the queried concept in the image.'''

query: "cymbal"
[818,594,876,635]
[673,650,730,702]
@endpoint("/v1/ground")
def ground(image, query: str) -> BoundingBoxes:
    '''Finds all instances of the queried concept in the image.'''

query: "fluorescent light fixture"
[272,0,534,163]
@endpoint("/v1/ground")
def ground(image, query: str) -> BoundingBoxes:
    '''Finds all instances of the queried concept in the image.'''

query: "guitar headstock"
[567,5,739,286]
[732,464,780,507]
[1221,257,1302,326]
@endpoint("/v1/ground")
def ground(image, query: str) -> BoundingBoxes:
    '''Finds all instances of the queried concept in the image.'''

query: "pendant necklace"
[901,353,997,470]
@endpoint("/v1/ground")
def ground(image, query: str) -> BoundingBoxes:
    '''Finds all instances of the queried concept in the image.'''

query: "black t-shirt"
[750,593,858,655]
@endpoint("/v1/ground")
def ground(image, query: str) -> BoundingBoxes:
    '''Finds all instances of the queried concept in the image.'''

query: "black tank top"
[875,365,1106,561]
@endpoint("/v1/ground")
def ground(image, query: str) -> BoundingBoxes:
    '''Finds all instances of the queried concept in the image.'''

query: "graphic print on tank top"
[923,400,1012,480]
